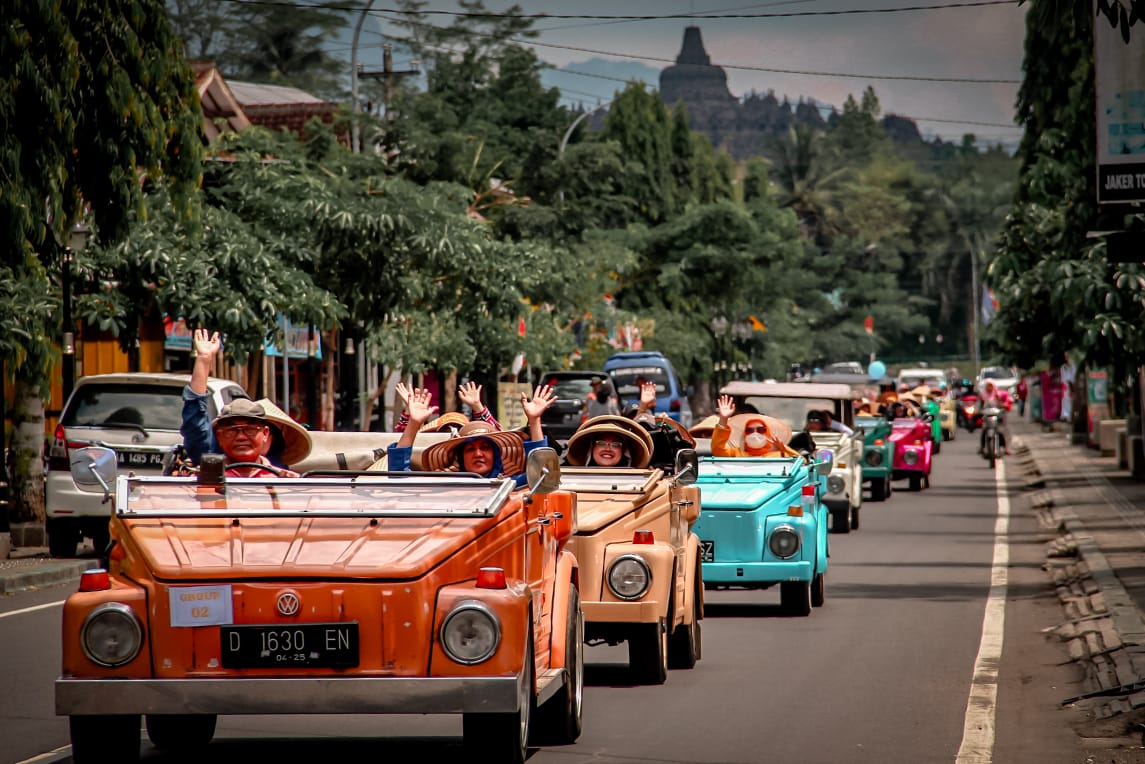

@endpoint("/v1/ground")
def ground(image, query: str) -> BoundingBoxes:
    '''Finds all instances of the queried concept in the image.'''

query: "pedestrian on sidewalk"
[1016,376,1028,418]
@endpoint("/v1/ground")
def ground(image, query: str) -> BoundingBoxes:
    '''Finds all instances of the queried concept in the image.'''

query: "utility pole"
[359,44,419,123]
[350,0,376,155]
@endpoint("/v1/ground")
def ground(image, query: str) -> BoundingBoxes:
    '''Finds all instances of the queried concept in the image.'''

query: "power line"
[370,12,1020,85]
[531,0,821,33]
[221,0,1021,21]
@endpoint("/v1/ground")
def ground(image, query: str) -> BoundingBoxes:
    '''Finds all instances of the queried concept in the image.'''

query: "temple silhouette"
[657,26,924,160]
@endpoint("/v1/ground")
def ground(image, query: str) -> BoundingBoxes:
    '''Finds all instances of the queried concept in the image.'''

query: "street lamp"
[63,222,91,403]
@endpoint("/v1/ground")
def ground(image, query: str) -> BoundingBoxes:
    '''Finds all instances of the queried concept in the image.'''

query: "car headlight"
[768,525,800,559]
[827,475,845,494]
[607,555,652,600]
[903,450,920,465]
[865,449,883,467]
[81,603,144,667]
[440,601,501,665]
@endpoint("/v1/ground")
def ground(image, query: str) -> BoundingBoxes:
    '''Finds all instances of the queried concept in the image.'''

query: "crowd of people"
[179,326,1062,481]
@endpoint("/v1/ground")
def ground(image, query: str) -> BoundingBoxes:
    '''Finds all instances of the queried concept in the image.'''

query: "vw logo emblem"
[276,592,301,617]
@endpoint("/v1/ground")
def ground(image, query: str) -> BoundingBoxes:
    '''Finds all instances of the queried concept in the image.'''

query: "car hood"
[119,513,509,581]
[693,478,794,511]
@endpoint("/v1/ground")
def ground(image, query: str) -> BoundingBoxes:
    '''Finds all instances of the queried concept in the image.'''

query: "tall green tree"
[1,0,203,525]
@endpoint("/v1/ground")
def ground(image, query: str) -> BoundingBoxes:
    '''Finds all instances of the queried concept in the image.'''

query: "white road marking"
[13,745,70,763]
[955,457,1010,764]
[0,600,66,620]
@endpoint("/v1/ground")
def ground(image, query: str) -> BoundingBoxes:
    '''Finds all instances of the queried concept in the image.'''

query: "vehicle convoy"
[56,446,583,764]
[721,381,864,534]
[560,441,703,685]
[691,450,833,616]
[46,372,249,558]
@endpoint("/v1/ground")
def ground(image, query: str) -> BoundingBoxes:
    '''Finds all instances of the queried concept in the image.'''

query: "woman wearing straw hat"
[388,385,557,486]
[711,395,800,458]
[564,416,653,469]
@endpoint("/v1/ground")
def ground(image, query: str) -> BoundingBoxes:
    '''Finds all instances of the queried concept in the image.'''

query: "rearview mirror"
[526,448,561,494]
[70,447,117,495]
[673,448,698,485]
[814,448,834,475]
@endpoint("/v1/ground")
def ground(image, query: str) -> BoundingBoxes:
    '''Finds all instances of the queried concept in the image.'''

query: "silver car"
[46,372,248,557]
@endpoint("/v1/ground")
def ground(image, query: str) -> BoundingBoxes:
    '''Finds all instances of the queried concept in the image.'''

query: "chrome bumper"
[57,675,520,716]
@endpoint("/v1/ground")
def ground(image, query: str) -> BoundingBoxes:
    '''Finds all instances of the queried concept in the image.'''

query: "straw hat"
[419,421,527,476]
[577,414,650,441]
[423,411,469,434]
[689,414,720,439]
[726,413,793,448]
[565,421,653,468]
[254,398,313,466]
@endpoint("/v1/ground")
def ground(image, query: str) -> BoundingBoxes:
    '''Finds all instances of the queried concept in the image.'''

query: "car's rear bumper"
[701,560,813,584]
[56,675,522,715]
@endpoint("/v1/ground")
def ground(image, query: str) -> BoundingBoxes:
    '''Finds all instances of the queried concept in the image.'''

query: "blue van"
[604,351,693,427]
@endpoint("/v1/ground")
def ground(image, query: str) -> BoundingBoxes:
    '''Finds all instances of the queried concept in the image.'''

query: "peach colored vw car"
[560,449,702,685]
[56,447,581,764]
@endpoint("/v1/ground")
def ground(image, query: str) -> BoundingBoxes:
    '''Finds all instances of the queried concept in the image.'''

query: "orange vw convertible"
[56,447,582,764]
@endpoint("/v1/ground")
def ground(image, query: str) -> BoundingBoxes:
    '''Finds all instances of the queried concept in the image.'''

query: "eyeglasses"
[216,424,267,438]
[593,439,624,449]
[744,426,769,435]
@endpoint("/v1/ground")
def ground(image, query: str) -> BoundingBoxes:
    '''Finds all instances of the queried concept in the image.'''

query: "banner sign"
[163,316,193,350]
[496,382,531,431]
[265,317,322,360]
[1095,4,1145,203]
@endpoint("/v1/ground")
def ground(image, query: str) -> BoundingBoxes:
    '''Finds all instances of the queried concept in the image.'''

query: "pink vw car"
[888,415,933,491]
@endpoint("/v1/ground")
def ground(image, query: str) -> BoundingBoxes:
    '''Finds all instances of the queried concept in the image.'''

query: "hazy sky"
[356,0,1028,147]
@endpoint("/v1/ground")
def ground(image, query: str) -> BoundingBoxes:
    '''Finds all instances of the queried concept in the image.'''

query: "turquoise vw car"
[693,453,833,616]
[854,415,895,502]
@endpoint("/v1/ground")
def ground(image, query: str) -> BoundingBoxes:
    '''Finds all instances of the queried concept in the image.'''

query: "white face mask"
[744,432,767,449]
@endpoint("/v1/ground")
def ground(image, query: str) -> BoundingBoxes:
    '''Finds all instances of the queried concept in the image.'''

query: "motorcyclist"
[977,380,1013,456]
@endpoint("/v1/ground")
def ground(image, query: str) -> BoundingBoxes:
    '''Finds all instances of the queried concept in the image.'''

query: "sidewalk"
[1011,416,1145,731]
[0,542,101,596]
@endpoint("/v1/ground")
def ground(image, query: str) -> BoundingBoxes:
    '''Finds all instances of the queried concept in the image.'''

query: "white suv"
[46,372,248,557]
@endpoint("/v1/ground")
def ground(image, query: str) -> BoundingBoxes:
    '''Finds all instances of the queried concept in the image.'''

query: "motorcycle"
[958,393,983,432]
[980,407,1003,468]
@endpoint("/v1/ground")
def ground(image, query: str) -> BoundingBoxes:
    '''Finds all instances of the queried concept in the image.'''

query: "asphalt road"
[0,433,1094,764]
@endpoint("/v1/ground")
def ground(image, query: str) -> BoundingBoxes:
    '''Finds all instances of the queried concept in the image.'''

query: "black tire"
[89,523,111,556]
[47,517,78,559]
[909,474,922,492]
[811,572,825,607]
[145,714,217,751]
[531,586,584,745]
[830,505,851,534]
[629,619,668,685]
[933,438,941,455]
[780,580,812,616]
[464,631,533,764]
[70,714,140,763]
[668,578,702,670]
[870,479,886,502]
[887,477,894,497]
[850,506,860,530]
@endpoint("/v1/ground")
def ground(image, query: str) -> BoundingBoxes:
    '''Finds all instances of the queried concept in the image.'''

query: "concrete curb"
[0,559,100,596]
[1014,432,1145,719]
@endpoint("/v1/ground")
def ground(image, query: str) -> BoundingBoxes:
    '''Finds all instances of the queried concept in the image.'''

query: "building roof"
[189,62,339,142]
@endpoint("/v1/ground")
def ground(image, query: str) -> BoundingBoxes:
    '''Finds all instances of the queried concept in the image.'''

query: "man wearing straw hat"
[388,385,557,486]
[712,395,800,458]
[180,328,312,474]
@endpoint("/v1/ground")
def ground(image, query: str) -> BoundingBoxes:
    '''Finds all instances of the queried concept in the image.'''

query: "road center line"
[0,600,66,620]
[955,457,1010,764]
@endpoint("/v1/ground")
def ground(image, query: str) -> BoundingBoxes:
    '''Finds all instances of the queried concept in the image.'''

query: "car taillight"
[670,398,681,412]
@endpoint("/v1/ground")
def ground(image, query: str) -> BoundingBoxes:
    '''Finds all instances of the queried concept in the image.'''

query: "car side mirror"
[526,447,561,494]
[70,447,117,500]
[673,448,698,485]
[814,448,834,475]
